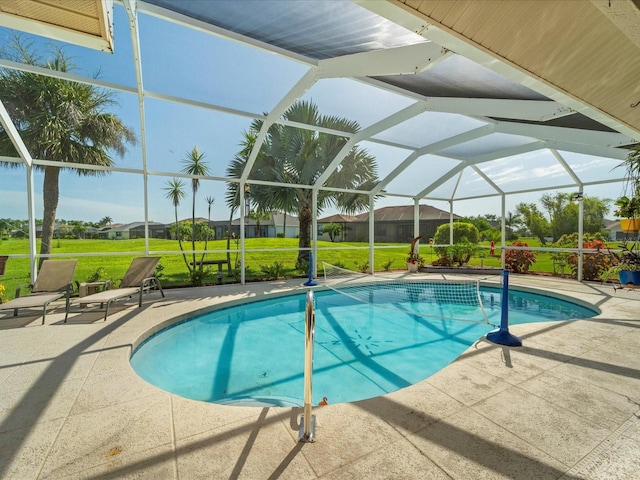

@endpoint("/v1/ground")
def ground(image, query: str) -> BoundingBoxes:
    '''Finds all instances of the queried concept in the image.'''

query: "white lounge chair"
[0,259,77,325]
[65,257,164,322]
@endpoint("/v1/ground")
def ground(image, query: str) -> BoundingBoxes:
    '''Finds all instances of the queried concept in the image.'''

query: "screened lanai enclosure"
[1,0,640,284]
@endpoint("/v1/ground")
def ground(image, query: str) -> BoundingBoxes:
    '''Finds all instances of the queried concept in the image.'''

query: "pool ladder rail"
[299,289,316,442]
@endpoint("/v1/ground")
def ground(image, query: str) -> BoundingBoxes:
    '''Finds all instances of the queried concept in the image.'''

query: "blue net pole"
[486,269,522,347]
[303,252,317,287]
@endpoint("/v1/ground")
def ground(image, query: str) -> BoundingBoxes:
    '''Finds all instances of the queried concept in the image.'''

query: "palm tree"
[227,100,378,265]
[163,178,189,268]
[98,216,113,228]
[505,211,523,237]
[0,36,136,264]
[248,209,272,238]
[181,146,209,272]
[204,195,215,249]
[225,130,257,274]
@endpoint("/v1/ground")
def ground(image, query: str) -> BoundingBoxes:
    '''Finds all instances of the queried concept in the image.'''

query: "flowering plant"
[0,283,5,303]
[406,252,424,265]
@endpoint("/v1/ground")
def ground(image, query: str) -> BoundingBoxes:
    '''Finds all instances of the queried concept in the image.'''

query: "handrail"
[299,289,316,442]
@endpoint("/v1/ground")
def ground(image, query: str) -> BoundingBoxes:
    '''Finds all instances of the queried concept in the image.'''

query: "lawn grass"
[0,238,407,301]
[0,236,609,302]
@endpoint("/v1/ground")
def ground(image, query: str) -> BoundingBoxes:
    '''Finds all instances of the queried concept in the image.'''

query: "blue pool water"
[130,285,597,407]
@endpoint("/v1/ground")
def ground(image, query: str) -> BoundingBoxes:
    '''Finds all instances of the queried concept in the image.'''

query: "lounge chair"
[65,257,164,322]
[0,259,77,325]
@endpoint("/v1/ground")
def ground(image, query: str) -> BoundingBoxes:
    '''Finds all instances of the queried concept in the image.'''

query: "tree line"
[459,193,611,244]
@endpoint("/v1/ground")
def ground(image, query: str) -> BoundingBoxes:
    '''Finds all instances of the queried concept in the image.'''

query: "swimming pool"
[130,284,597,407]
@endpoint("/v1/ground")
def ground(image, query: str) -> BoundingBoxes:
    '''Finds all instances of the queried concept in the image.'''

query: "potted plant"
[602,242,640,286]
[406,235,424,272]
[614,146,640,233]
[613,195,640,233]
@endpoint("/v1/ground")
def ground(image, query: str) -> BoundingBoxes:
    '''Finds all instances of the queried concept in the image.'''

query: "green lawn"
[0,238,407,301]
[0,236,607,302]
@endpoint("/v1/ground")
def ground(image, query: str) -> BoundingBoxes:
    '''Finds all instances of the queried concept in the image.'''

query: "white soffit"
[360,0,640,140]
[0,0,114,53]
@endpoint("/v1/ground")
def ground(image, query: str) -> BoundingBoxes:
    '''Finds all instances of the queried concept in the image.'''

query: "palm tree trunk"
[191,195,197,270]
[226,210,234,275]
[202,204,211,263]
[298,204,312,264]
[39,166,60,267]
[175,207,190,272]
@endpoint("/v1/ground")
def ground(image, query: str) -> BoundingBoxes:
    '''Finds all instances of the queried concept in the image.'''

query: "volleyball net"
[322,262,490,325]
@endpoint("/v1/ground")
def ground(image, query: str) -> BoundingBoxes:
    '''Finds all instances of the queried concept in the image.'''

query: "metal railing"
[299,289,316,442]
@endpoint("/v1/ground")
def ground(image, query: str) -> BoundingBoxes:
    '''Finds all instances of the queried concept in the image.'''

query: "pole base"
[298,414,316,442]
[486,328,522,347]
[303,280,317,286]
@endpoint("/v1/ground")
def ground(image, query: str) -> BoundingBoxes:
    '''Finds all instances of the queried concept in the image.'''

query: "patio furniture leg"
[104,300,113,322]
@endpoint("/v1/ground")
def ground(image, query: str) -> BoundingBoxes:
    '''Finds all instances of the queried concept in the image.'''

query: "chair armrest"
[140,277,157,291]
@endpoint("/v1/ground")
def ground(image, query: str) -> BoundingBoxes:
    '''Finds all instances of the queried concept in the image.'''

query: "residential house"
[35,223,99,239]
[318,205,459,243]
[100,222,166,240]
[129,222,170,239]
[606,219,639,241]
[211,213,300,239]
[96,223,124,239]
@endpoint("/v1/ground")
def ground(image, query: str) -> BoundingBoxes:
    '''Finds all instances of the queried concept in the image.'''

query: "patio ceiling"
[1,0,640,205]
[366,0,640,139]
[139,0,640,203]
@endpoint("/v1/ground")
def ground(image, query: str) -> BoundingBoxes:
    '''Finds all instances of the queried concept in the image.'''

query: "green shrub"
[189,268,208,287]
[432,222,480,265]
[85,267,108,283]
[433,222,480,245]
[295,258,309,275]
[431,254,454,266]
[447,240,477,266]
[260,261,284,280]
[154,262,164,278]
[354,260,369,273]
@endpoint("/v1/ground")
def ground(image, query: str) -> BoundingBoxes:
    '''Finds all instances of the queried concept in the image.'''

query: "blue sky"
[0,3,627,225]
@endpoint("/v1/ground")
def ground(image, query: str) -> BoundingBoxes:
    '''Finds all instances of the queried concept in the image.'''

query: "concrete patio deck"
[1,274,639,479]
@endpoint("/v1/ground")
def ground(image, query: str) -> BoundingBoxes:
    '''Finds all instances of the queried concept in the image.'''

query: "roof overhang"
[359,0,640,140]
[0,0,114,53]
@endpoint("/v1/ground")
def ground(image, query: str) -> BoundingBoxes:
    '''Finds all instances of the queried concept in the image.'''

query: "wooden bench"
[191,259,228,284]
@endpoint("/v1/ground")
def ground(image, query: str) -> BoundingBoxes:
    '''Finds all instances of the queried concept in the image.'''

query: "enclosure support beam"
[414,198,420,242]
[369,195,375,274]
[312,189,318,278]
[501,195,506,269]
[0,99,38,277]
[240,183,247,285]
[124,0,151,255]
